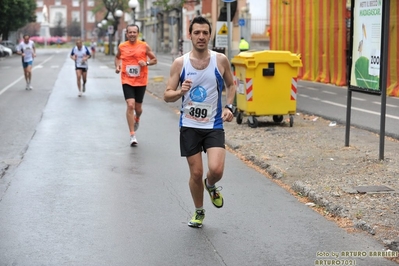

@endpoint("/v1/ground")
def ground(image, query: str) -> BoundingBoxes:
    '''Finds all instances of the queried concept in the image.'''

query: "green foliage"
[152,0,188,11]
[0,0,37,39]
[67,20,81,37]
[354,56,380,90]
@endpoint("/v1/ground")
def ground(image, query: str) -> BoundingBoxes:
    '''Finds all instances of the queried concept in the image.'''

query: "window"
[87,11,95,23]
[72,0,79,7]
[55,0,61,6]
[88,0,95,7]
[37,1,43,7]
[72,11,80,22]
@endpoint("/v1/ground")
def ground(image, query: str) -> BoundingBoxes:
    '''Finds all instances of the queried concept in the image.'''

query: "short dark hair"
[189,16,212,35]
[126,24,140,33]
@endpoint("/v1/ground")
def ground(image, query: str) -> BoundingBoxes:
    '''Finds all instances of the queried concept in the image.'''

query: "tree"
[52,17,66,37]
[67,20,82,38]
[0,0,36,40]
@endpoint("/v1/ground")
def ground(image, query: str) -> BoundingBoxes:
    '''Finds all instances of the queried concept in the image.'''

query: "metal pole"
[379,0,390,160]
[81,0,84,40]
[227,2,232,61]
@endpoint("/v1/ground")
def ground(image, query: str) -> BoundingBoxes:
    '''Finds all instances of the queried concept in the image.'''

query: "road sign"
[215,21,228,48]
[238,18,245,26]
[108,25,114,35]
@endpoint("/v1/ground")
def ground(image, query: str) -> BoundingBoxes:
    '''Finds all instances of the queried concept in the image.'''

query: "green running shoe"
[188,209,205,228]
[204,178,224,208]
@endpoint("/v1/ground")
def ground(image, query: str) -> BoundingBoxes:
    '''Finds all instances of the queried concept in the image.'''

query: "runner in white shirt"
[164,16,235,228]
[70,39,91,97]
[17,35,36,90]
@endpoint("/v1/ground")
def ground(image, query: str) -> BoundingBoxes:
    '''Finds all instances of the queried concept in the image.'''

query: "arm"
[83,46,91,61]
[146,43,157,66]
[70,49,76,61]
[114,47,121,74]
[32,43,36,58]
[164,57,191,103]
[219,54,236,122]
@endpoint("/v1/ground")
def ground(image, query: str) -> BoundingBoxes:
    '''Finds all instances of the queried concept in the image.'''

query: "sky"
[247,0,267,19]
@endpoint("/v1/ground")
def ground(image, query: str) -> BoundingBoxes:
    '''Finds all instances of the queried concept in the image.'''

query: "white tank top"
[179,51,224,129]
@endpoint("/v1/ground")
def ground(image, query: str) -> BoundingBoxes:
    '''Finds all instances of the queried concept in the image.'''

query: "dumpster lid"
[231,50,302,68]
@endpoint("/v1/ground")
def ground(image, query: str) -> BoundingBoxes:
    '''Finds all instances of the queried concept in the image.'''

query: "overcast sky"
[247,0,267,19]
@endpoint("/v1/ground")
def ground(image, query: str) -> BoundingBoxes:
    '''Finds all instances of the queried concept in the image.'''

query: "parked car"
[0,40,17,53]
[0,44,12,57]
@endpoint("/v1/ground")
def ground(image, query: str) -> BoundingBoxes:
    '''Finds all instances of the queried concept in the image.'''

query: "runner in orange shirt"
[115,24,157,146]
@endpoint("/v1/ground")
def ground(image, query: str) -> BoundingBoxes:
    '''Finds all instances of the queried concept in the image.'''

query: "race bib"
[183,102,212,122]
[126,65,140,77]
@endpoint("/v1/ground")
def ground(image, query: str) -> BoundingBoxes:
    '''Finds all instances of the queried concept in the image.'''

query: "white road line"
[300,86,318,91]
[352,97,366,101]
[0,55,54,96]
[372,102,398,108]
[322,91,336,95]
[322,100,399,120]
[158,61,172,67]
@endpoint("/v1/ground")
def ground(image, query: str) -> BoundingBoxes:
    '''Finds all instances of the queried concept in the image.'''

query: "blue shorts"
[22,61,33,68]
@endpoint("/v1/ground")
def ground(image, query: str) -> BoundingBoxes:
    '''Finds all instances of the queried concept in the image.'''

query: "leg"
[126,98,136,133]
[186,153,204,208]
[26,65,32,84]
[82,70,87,85]
[205,147,226,186]
[75,70,82,91]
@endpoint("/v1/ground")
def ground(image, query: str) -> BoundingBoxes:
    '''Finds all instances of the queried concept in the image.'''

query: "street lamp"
[114,9,123,48]
[128,0,139,24]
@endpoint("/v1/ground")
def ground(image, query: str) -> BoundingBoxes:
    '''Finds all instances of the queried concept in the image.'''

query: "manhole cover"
[353,185,395,193]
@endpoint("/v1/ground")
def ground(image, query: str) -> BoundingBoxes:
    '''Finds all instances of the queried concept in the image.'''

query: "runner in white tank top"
[164,16,236,228]
[179,50,224,129]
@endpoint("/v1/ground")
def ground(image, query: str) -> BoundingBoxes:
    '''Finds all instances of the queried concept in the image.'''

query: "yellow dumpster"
[231,50,302,128]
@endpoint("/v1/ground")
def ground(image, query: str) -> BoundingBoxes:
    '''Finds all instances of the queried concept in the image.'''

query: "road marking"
[352,97,366,101]
[300,86,318,91]
[372,102,398,108]
[158,61,172,67]
[0,55,54,96]
[322,100,399,120]
[51,65,59,68]
[322,91,336,95]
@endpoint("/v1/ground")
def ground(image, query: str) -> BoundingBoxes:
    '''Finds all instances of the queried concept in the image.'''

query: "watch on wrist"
[225,104,233,113]
[146,61,150,66]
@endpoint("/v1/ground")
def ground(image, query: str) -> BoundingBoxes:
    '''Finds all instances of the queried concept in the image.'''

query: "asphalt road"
[0,49,397,265]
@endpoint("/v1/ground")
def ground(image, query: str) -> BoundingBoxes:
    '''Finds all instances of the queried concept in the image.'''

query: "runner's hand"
[180,79,192,96]
[222,109,234,122]
[115,65,121,74]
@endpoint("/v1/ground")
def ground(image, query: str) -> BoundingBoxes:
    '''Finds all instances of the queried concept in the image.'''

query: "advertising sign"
[350,0,383,93]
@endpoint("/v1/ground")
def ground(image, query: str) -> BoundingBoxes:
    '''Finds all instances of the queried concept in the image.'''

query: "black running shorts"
[75,67,87,72]
[122,84,146,103]
[180,127,225,157]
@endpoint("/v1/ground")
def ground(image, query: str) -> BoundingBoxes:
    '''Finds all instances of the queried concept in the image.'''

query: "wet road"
[0,50,397,265]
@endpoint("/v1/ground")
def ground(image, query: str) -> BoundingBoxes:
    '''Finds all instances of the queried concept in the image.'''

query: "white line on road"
[372,101,398,108]
[352,97,366,101]
[322,91,336,95]
[158,61,172,67]
[0,55,54,96]
[322,100,399,120]
[300,86,318,91]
